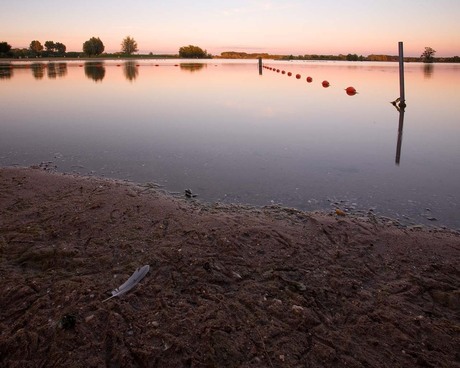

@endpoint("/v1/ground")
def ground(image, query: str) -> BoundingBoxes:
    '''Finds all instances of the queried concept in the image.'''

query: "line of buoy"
[263,65,357,96]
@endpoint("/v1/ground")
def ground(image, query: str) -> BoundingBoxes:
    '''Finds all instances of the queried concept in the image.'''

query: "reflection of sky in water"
[1,60,459,229]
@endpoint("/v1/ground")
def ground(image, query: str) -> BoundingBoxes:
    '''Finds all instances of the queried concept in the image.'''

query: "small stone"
[335,209,346,216]
[292,305,304,313]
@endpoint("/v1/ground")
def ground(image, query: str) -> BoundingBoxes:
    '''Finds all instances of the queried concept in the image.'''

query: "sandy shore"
[0,167,459,367]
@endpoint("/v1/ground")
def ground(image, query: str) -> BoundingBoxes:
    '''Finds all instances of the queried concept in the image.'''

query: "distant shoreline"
[1,57,459,64]
[1,53,459,63]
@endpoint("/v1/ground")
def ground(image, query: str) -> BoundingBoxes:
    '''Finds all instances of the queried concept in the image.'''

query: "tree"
[55,42,66,55]
[83,37,105,56]
[178,45,211,59]
[121,36,138,55]
[346,53,359,61]
[421,47,436,63]
[42,41,66,56]
[44,41,55,53]
[0,41,12,56]
[29,40,43,55]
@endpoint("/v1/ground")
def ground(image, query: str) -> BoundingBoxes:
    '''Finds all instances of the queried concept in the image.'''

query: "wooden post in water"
[258,57,263,75]
[398,42,406,108]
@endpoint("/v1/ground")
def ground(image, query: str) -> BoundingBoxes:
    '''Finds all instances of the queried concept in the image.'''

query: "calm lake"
[1,59,459,229]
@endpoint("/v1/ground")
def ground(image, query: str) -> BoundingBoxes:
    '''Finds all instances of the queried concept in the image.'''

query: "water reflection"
[1,60,459,229]
[395,108,405,165]
[180,63,206,72]
[423,63,434,78]
[0,64,13,79]
[84,62,105,82]
[47,62,68,78]
[123,61,138,81]
[31,63,45,79]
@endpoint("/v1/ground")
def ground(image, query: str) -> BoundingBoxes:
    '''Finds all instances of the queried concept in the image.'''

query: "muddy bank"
[0,167,459,367]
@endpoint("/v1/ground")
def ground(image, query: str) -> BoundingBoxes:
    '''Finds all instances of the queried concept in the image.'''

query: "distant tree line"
[1,40,459,63]
[217,52,282,59]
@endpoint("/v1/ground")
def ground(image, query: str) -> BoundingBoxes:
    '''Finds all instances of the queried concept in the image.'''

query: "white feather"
[102,265,150,302]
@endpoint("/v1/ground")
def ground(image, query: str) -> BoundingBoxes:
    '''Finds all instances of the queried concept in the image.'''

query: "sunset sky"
[2,0,459,57]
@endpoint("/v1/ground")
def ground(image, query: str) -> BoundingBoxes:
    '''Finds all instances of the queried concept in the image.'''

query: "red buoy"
[282,70,286,74]
[322,80,330,88]
[296,74,301,79]
[287,72,292,76]
[345,86,357,96]
[306,76,312,83]
[276,69,280,72]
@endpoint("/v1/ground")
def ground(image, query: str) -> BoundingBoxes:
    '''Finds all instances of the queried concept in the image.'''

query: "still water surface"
[1,60,459,229]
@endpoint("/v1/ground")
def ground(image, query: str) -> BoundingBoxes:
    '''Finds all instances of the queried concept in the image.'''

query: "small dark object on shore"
[185,189,197,198]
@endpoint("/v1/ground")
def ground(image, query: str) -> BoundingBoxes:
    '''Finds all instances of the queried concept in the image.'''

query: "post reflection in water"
[395,107,405,165]
[123,61,138,81]
[84,62,105,82]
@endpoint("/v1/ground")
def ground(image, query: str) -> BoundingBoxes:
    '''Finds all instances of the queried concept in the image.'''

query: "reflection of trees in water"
[123,61,138,81]
[47,63,68,78]
[0,64,13,79]
[84,62,105,82]
[31,63,46,79]
[423,63,434,78]
[180,63,206,72]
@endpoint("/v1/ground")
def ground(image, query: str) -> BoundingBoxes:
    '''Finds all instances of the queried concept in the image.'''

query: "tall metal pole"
[398,42,406,108]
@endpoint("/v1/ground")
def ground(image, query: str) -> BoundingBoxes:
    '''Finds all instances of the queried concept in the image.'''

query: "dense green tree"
[121,36,138,55]
[83,37,105,56]
[55,42,66,55]
[29,40,43,55]
[421,47,436,63]
[43,41,66,56]
[0,41,12,55]
[44,41,55,52]
[178,45,211,58]
[346,53,359,61]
